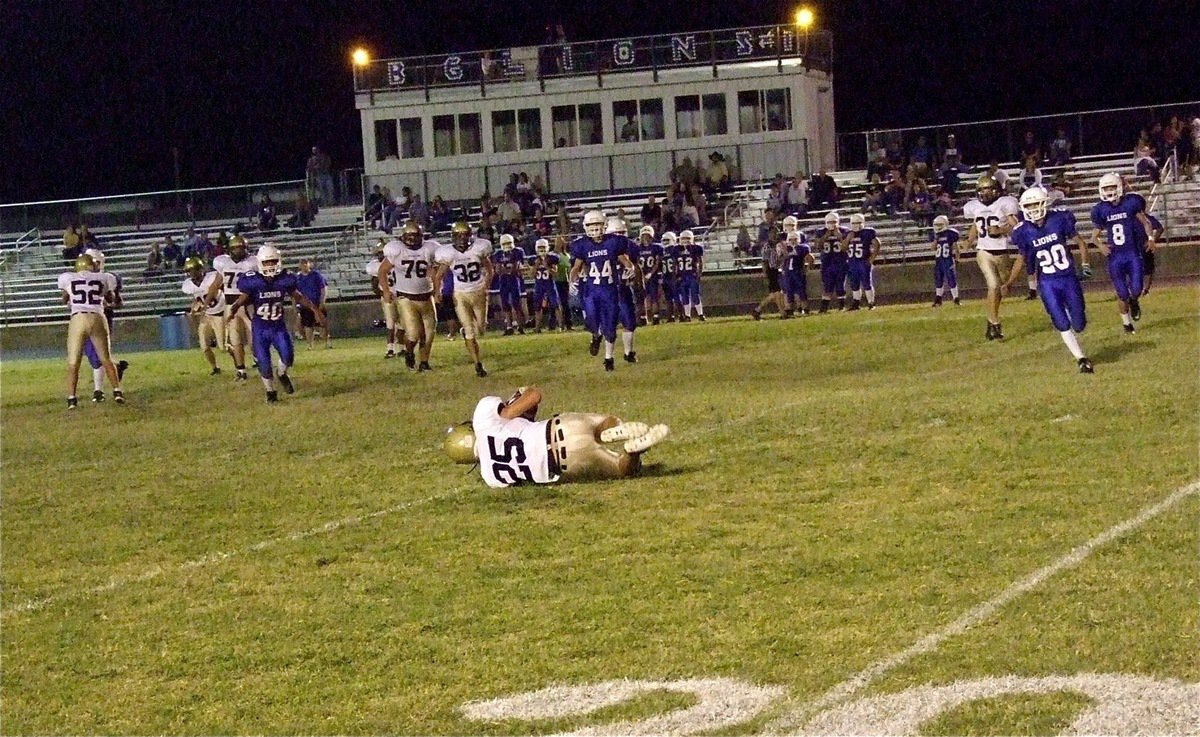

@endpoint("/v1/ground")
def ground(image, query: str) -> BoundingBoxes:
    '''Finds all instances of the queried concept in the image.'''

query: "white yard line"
[765,479,1200,733]
[4,488,465,617]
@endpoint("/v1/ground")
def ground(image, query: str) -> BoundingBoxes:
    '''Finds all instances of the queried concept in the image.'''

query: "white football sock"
[694,300,704,316]
[604,340,615,360]
[865,288,875,304]
[261,377,275,391]
[93,367,104,391]
[1059,330,1085,360]
[950,287,959,299]
[852,289,862,301]
[1121,312,1133,326]
[1028,275,1037,290]
[622,331,634,354]
[683,303,692,317]
[935,287,944,297]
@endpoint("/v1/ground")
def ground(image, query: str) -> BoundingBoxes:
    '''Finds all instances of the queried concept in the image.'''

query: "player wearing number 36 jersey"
[1007,187,1095,373]
[964,175,1020,340]
[444,387,670,488]
[230,245,325,403]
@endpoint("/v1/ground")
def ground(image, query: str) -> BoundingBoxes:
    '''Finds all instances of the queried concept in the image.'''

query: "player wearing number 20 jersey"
[230,245,324,402]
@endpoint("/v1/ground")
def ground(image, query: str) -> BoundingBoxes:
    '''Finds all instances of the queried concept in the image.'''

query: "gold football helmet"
[976,175,1000,205]
[184,256,205,276]
[443,422,477,464]
[228,235,248,260]
[401,220,422,249]
[74,254,96,272]
[451,221,472,251]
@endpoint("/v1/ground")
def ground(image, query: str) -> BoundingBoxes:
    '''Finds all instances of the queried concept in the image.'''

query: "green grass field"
[3,284,1197,735]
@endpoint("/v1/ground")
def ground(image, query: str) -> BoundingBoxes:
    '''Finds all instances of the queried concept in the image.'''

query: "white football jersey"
[383,238,440,295]
[472,396,558,488]
[367,256,398,295]
[963,196,1019,252]
[58,271,117,315]
[435,239,492,294]
[181,271,226,316]
[211,254,260,296]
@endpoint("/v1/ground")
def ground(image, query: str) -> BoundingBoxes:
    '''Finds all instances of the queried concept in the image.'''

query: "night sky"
[3,0,1195,203]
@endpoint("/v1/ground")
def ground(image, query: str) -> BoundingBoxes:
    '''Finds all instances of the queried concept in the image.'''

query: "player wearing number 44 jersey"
[379,221,440,371]
[229,245,325,402]
[58,254,125,409]
[1090,173,1156,333]
[432,221,494,377]
[570,211,639,371]
[964,175,1020,340]
[444,386,670,488]
[1006,187,1095,373]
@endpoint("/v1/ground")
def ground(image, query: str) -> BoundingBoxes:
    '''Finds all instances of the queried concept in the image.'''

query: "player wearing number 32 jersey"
[230,245,325,403]
[443,386,670,488]
[1007,187,1094,373]
[433,221,494,377]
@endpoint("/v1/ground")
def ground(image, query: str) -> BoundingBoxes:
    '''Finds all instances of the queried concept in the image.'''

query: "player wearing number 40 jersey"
[1089,173,1156,332]
[212,235,259,381]
[432,221,494,377]
[57,253,124,409]
[1006,187,1095,373]
[379,221,440,371]
[229,245,325,402]
[443,386,670,488]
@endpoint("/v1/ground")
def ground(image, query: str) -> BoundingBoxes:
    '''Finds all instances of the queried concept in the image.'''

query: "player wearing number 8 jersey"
[1089,173,1155,332]
[444,387,670,488]
[212,235,259,381]
[58,254,124,408]
[229,245,325,402]
[380,221,440,371]
[1006,187,1095,373]
[432,221,494,377]
[964,175,1020,340]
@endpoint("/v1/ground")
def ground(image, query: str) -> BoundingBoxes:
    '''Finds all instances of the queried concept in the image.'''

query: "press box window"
[552,103,602,148]
[613,98,664,143]
[374,119,398,161]
[738,89,792,134]
[434,113,482,157]
[398,117,423,158]
[675,94,726,138]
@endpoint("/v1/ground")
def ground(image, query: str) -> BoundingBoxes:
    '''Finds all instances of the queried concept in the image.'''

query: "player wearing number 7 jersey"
[212,235,259,381]
[1006,187,1095,373]
[229,245,325,402]
[380,221,440,371]
[432,221,494,377]
[58,253,124,409]
[1089,173,1155,332]
[444,386,670,488]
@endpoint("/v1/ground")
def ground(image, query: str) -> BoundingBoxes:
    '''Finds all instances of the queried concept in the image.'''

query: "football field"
[2,283,1197,734]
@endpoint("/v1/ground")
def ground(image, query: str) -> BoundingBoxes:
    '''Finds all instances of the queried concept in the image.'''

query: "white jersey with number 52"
[383,239,441,294]
[58,271,117,315]
[435,239,492,294]
[963,196,1019,252]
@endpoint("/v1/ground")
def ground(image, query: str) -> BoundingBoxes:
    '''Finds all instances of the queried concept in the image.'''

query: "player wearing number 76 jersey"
[444,386,670,488]
[380,221,440,371]
[212,235,258,381]
[229,245,325,402]
[1005,187,1094,373]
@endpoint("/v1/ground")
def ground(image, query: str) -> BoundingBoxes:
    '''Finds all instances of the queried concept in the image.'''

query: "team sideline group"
[56,171,1161,407]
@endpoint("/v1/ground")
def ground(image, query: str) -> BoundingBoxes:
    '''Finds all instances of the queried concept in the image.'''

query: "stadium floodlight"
[351,47,371,67]
[795,7,814,30]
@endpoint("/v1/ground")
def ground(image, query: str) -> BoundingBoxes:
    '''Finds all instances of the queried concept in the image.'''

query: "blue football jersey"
[531,253,558,282]
[813,227,849,262]
[932,228,960,260]
[679,244,703,277]
[637,243,662,277]
[783,243,810,273]
[846,228,877,262]
[239,270,298,325]
[1012,210,1080,278]
[493,247,527,276]
[570,235,627,288]
[1089,193,1146,252]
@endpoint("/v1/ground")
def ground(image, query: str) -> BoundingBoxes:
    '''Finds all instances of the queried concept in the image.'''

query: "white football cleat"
[624,424,669,454]
[600,422,650,443]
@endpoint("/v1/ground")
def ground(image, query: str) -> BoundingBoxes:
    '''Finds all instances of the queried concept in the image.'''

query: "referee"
[751,227,786,320]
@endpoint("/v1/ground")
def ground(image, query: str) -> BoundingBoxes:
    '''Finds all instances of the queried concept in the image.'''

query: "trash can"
[160,311,191,350]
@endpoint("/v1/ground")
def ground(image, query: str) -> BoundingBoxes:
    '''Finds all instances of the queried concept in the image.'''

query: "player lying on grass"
[444,386,669,488]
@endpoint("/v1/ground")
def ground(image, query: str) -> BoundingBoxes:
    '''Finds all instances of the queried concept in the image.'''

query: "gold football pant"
[548,413,640,481]
[66,313,111,366]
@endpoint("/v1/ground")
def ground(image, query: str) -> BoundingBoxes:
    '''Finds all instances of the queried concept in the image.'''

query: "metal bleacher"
[3,153,1196,328]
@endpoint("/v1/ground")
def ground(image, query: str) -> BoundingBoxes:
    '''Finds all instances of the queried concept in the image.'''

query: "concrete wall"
[4,243,1195,355]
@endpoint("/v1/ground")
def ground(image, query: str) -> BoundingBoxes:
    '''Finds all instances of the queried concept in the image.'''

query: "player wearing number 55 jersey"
[443,386,670,488]
[229,245,325,402]
[212,235,259,381]
[380,221,440,371]
[1090,173,1155,332]
[1006,188,1094,373]
[964,175,1020,340]
[58,254,124,408]
[432,221,494,377]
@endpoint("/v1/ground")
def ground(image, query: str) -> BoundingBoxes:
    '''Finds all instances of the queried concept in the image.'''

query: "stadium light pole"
[351,47,371,90]
[795,7,814,68]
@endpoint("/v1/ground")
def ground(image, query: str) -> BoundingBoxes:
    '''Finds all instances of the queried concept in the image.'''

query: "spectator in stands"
[408,194,429,229]
[497,192,521,225]
[678,195,699,230]
[1174,113,1195,178]
[933,188,955,217]
[1017,156,1044,191]
[938,155,964,197]
[704,151,732,196]
[1134,142,1160,182]
[908,135,935,180]
[735,224,753,265]
[671,157,700,189]
[429,196,452,232]
[941,133,962,168]
[866,148,889,181]
[213,230,229,258]
[306,146,335,205]
[62,222,82,266]
[1049,128,1072,166]
[782,172,808,215]
[366,185,384,225]
[808,168,839,210]
[884,138,904,168]
[258,195,279,231]
[144,243,164,278]
[906,178,933,227]
[162,236,183,270]
[1020,130,1042,163]
[860,175,885,216]
[756,209,779,256]
[765,182,783,214]
[620,115,639,142]
[641,195,662,232]
[1046,172,1072,205]
[181,227,202,259]
[881,174,907,217]
[689,185,709,225]
[80,223,98,249]
[288,193,316,228]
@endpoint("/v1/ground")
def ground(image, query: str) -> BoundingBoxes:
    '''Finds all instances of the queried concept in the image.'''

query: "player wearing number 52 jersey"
[230,245,325,403]
[443,386,670,488]
[1007,187,1094,373]
[380,221,440,371]
[432,221,494,378]
[57,254,124,408]
[964,175,1020,340]
[212,235,259,381]
[1090,172,1154,331]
